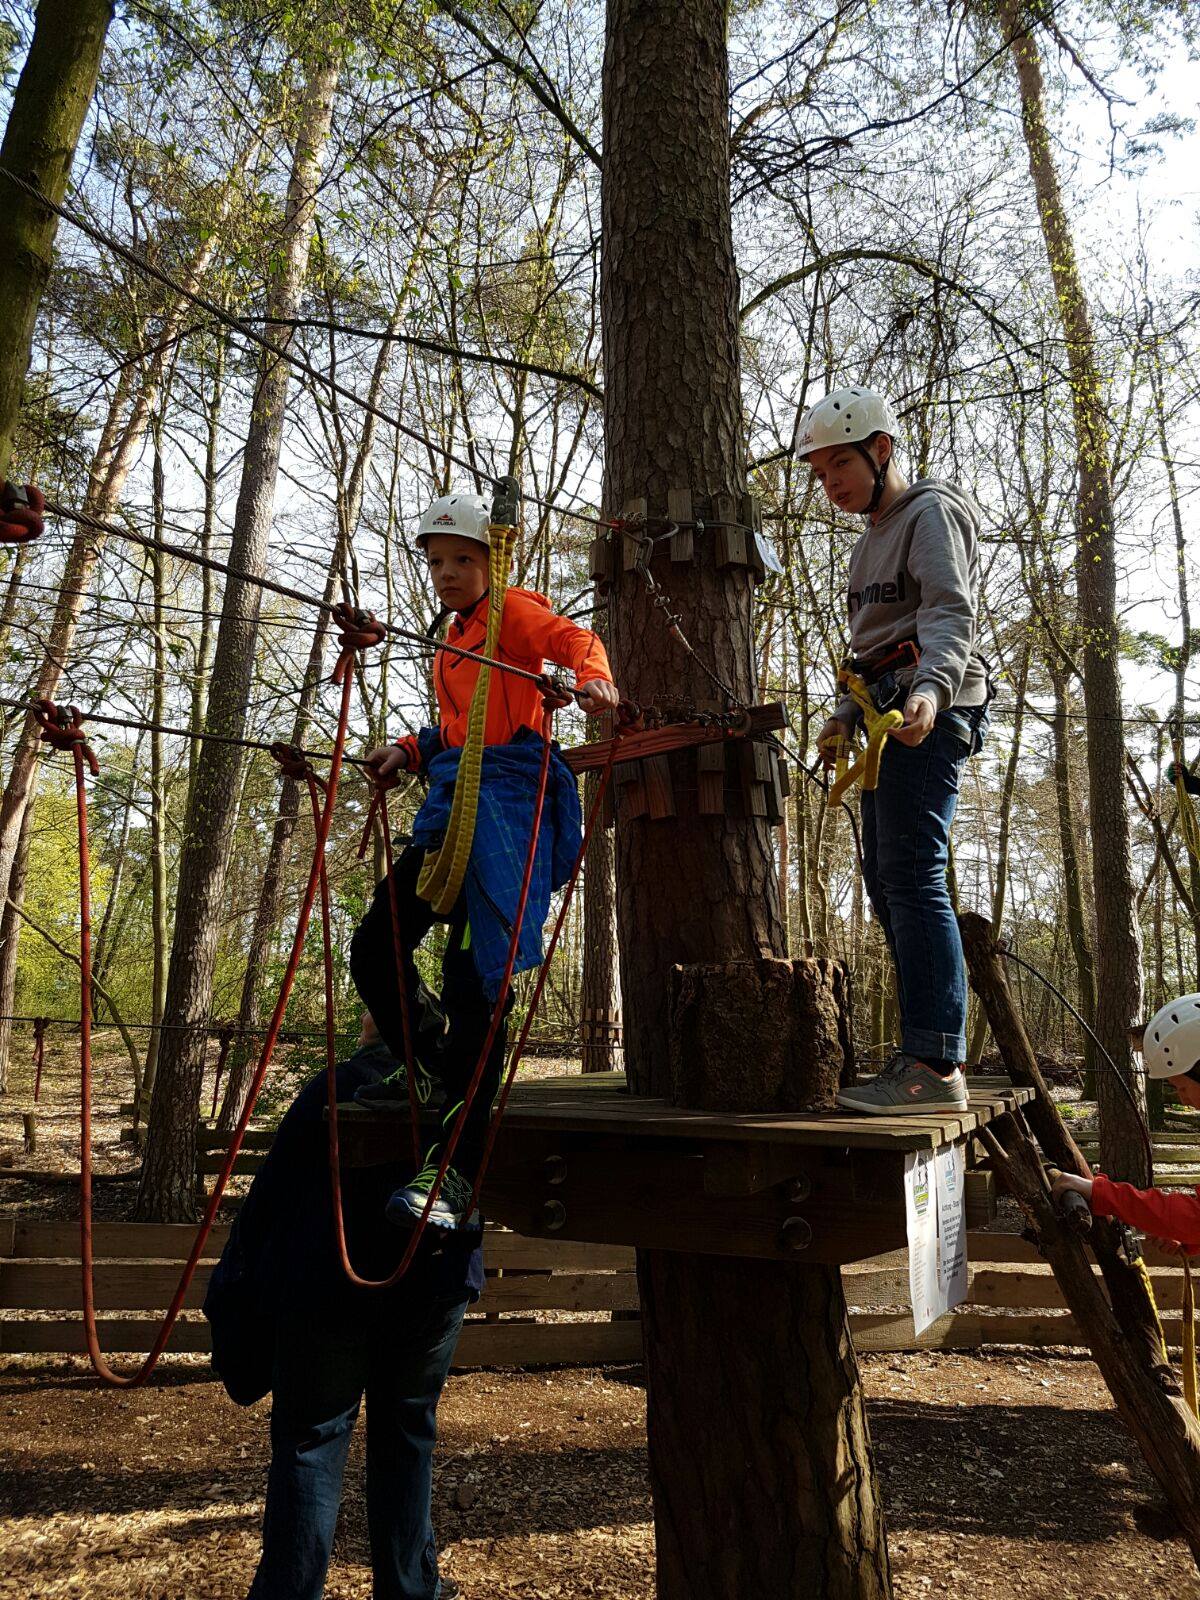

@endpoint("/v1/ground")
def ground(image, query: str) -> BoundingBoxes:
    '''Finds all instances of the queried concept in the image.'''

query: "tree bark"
[580,604,621,1072]
[1002,0,1145,1180]
[602,5,890,1594]
[137,52,340,1220]
[0,0,114,478]
[1047,656,1098,1089]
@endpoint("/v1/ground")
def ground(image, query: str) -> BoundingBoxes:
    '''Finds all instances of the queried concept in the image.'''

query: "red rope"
[49,607,382,1386]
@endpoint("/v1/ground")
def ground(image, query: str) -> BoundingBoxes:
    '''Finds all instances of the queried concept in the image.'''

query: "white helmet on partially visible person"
[415,491,491,548]
[793,386,900,460]
[1143,995,1200,1080]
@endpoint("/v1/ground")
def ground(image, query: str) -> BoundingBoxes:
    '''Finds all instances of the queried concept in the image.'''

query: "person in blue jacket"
[204,1013,481,1600]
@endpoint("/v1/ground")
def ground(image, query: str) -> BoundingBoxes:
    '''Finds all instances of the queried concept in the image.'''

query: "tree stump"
[670,956,852,1112]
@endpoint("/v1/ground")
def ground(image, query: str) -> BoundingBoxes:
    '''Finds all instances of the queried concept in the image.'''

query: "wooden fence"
[1,1216,1193,1364]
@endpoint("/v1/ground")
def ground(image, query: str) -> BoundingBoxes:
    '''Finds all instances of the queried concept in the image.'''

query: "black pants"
[350,845,507,1178]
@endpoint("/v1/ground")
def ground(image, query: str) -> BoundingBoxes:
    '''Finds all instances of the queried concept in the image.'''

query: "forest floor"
[2,1349,1197,1599]
[3,1035,1199,1596]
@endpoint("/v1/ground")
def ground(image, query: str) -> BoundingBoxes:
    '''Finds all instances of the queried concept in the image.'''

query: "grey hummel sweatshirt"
[837,478,986,721]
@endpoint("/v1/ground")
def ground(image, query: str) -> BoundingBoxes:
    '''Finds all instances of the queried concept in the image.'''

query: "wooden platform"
[332,1074,1032,1266]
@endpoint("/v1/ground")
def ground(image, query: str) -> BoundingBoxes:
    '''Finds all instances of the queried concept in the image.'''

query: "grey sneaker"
[836,1053,969,1116]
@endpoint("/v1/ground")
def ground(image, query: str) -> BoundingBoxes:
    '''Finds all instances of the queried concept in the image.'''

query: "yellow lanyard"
[824,666,904,808]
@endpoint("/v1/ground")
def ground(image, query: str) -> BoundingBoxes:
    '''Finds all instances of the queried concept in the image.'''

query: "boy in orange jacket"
[1053,995,1200,1255]
[350,491,618,1232]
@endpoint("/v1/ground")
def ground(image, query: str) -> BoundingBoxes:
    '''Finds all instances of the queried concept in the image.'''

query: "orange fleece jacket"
[427,587,611,753]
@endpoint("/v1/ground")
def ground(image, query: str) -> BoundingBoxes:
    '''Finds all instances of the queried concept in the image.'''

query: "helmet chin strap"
[855,442,890,516]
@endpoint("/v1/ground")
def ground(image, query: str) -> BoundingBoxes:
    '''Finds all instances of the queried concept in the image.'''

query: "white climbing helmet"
[1143,994,1200,1079]
[793,387,900,459]
[415,491,491,548]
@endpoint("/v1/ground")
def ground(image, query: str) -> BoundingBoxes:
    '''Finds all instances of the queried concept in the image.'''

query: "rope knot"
[0,482,45,544]
[34,699,98,774]
[269,741,321,787]
[538,673,573,712]
[331,602,386,684]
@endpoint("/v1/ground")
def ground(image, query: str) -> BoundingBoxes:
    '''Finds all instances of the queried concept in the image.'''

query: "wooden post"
[602,3,890,1593]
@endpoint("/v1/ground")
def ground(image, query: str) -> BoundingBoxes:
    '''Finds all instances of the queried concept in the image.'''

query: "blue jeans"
[248,1292,469,1600]
[860,708,984,1064]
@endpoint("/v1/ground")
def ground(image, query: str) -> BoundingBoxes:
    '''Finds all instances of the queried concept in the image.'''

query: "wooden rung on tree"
[667,486,694,563]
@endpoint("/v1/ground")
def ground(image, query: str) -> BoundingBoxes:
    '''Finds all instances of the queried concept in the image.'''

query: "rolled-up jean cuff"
[901,1026,965,1065]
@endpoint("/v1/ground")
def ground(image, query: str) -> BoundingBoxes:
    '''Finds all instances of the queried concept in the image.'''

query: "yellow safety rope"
[416,519,517,916]
[1171,739,1200,871]
[1134,1252,1198,1416]
[823,666,904,808]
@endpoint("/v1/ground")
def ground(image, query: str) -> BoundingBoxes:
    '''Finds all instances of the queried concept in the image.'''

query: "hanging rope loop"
[33,699,99,775]
[330,602,386,685]
[0,481,45,544]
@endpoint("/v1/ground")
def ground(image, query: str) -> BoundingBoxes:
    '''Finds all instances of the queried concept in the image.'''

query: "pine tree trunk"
[137,53,340,1221]
[1002,0,1145,1180]
[1047,656,1098,1088]
[0,0,114,477]
[602,5,890,1594]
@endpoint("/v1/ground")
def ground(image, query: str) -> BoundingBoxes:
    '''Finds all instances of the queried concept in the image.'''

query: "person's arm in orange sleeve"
[1054,1171,1200,1254]
[505,596,618,714]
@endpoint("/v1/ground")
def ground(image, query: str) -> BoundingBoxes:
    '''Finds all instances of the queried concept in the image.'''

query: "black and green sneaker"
[353,1058,437,1111]
[386,1151,478,1232]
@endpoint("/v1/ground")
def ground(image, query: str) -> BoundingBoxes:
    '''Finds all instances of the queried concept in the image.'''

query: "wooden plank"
[713,491,747,568]
[195,1129,275,1153]
[667,487,693,563]
[849,1311,1192,1353]
[454,1319,644,1368]
[480,1272,638,1313]
[0,1260,212,1311]
[642,753,676,820]
[0,1260,641,1315]
[696,738,726,815]
[613,757,647,820]
[0,1317,212,1355]
[8,1310,1195,1361]
[334,1079,1032,1154]
[0,1316,647,1367]
[197,1152,265,1175]
[8,1220,233,1260]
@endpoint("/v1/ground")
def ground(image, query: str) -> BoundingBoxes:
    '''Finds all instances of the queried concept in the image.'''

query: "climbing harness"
[416,478,522,916]
[823,665,904,807]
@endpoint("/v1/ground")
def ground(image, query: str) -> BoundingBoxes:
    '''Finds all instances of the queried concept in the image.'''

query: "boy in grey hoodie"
[795,386,989,1115]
